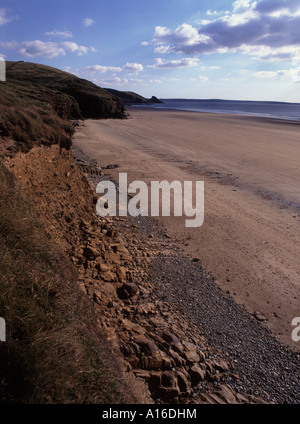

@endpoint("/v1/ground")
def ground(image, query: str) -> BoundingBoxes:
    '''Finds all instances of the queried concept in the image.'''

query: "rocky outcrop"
[5,140,266,405]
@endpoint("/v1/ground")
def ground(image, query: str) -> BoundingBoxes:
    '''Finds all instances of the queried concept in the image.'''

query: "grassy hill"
[0,61,126,154]
[104,88,163,105]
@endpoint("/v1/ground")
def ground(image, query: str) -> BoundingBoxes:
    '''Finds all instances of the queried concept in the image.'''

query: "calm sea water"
[132,99,300,121]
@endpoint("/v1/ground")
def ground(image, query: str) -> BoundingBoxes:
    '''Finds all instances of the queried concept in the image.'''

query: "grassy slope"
[0,61,126,153]
[0,163,124,404]
[104,87,162,104]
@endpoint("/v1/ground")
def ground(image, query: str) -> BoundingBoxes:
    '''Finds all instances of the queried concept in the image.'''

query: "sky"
[0,0,300,102]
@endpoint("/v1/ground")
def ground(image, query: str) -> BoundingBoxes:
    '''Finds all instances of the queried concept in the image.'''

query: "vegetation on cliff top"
[0,61,126,154]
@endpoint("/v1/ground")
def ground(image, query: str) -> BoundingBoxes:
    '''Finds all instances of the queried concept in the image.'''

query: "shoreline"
[126,104,300,124]
[73,142,300,404]
[73,109,300,353]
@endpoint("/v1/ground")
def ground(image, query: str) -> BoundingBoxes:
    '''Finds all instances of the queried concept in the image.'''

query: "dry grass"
[0,61,126,154]
[0,164,123,404]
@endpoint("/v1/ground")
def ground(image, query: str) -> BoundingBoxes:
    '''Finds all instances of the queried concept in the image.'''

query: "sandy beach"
[73,108,300,351]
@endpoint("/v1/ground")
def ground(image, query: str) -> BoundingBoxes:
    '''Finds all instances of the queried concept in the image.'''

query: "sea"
[131,99,300,122]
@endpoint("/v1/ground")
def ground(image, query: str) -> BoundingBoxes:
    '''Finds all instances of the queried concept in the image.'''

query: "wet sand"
[73,109,300,351]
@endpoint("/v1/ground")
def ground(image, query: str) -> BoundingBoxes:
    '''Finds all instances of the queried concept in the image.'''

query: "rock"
[176,371,191,393]
[162,331,184,353]
[189,364,206,384]
[169,349,185,367]
[105,164,120,169]
[184,350,200,363]
[160,352,173,370]
[217,385,238,404]
[83,245,100,259]
[117,266,127,281]
[101,271,117,282]
[117,283,139,299]
[121,319,146,334]
[182,341,197,351]
[134,336,162,369]
[213,359,230,372]
[148,372,162,393]
[253,311,267,321]
[134,370,151,381]
[159,386,181,400]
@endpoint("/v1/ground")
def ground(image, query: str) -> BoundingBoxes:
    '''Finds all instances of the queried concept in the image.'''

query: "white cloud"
[153,23,211,48]
[206,10,218,16]
[18,41,66,58]
[254,68,300,82]
[124,62,144,73]
[83,18,96,27]
[147,0,300,62]
[62,42,89,55]
[45,30,73,38]
[0,9,13,25]
[149,57,200,69]
[190,75,209,82]
[154,45,171,54]
[1,39,91,58]
[97,77,129,86]
[200,65,220,70]
[85,64,123,74]
[0,41,19,49]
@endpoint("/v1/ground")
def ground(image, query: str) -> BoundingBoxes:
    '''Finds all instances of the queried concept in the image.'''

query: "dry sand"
[73,109,300,351]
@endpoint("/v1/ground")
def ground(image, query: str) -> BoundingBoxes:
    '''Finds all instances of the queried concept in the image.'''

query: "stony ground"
[6,142,299,404]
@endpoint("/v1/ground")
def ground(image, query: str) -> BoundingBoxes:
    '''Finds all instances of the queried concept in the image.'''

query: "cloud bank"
[149,0,300,61]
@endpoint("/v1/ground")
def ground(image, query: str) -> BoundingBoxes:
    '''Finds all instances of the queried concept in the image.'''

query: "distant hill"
[104,88,163,105]
[0,61,126,154]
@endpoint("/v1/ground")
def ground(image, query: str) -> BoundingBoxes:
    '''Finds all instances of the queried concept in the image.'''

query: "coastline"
[71,111,300,403]
[73,108,300,353]
[127,99,300,122]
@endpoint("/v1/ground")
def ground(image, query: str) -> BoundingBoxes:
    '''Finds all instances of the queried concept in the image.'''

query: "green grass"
[0,164,123,404]
[0,61,126,153]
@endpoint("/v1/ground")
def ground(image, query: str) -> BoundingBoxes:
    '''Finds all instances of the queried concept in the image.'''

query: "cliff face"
[0,61,126,154]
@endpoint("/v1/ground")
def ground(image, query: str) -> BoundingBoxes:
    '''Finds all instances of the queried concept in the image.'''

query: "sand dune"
[73,109,300,350]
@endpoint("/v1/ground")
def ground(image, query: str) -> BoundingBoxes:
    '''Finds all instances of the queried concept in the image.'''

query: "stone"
[148,371,162,393]
[176,371,191,393]
[101,271,117,282]
[169,349,185,367]
[253,311,267,321]
[184,350,200,363]
[134,370,151,381]
[117,283,139,299]
[162,331,184,353]
[213,359,230,372]
[83,245,100,260]
[159,386,181,400]
[134,336,162,369]
[160,351,173,370]
[217,385,237,404]
[161,371,177,388]
[182,341,197,351]
[189,364,206,384]
[117,266,127,281]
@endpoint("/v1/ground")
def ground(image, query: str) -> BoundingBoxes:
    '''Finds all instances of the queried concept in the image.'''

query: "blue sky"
[1,0,300,102]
